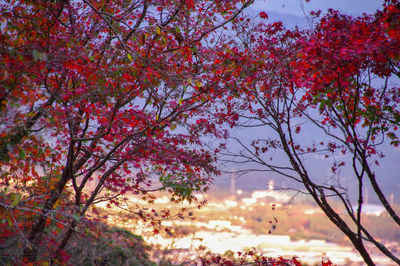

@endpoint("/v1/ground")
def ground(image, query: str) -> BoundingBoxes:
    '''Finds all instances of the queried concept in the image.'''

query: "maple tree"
[0,0,254,263]
[216,1,400,265]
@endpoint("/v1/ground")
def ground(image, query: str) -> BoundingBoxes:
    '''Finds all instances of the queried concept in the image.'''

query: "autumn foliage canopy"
[0,0,400,265]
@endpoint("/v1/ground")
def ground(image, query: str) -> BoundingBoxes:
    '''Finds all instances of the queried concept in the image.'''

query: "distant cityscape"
[95,185,399,265]
[214,173,399,205]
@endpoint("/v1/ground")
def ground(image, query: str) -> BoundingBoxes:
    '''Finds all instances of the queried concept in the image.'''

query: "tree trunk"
[22,167,71,262]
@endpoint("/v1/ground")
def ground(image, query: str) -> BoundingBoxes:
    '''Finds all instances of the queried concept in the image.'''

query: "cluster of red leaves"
[0,0,255,263]
[202,2,400,265]
[291,2,400,147]
[215,0,400,152]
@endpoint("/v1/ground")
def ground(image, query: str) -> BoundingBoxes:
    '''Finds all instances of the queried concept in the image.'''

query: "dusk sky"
[252,0,384,16]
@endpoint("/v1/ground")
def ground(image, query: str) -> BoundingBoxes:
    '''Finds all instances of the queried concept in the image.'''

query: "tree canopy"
[216,1,400,265]
[0,0,252,262]
[0,0,399,265]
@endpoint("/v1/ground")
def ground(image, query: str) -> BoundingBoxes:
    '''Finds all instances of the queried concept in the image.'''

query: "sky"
[252,0,384,17]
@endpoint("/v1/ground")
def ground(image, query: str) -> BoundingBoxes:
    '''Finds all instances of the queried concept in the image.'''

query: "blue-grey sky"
[252,0,384,16]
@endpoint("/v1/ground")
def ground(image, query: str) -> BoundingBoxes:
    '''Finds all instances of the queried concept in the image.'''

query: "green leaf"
[127,53,133,61]
[10,193,22,207]
[7,216,12,227]
[18,150,26,160]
